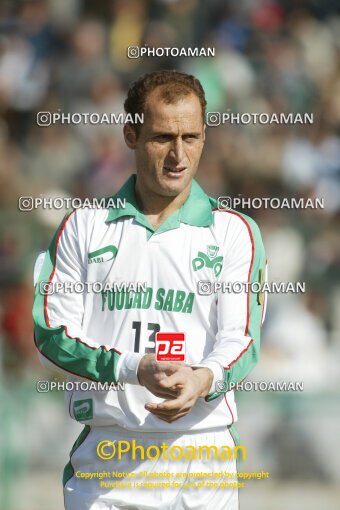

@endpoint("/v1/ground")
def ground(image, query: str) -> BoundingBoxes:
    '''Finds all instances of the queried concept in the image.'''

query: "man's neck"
[135,179,192,230]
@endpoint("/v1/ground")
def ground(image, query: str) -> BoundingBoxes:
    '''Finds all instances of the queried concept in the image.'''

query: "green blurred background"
[0,0,340,509]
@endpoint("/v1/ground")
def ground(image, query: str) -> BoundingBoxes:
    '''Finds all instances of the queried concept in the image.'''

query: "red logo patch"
[155,332,185,361]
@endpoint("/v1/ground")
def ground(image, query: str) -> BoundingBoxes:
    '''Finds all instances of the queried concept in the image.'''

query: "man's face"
[124,87,205,197]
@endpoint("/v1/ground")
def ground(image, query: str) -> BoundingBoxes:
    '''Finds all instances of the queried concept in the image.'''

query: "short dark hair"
[124,70,206,135]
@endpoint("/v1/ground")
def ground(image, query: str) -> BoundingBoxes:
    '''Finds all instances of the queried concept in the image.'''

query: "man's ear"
[123,123,137,149]
[203,123,206,143]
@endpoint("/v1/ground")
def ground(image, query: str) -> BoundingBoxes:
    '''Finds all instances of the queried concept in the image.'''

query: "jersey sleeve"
[202,212,266,401]
[32,210,141,384]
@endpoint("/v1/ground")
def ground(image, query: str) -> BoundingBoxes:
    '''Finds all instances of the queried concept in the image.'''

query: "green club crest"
[192,245,223,277]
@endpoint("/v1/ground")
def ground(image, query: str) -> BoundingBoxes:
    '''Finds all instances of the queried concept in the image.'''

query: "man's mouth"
[163,166,186,177]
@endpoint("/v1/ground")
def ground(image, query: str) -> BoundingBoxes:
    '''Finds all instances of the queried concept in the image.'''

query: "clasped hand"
[137,354,213,423]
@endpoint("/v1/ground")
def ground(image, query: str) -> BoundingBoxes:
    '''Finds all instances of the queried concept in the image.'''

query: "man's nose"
[168,138,185,163]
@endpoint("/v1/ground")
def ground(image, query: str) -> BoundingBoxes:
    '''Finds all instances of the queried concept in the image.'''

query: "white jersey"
[33,175,266,432]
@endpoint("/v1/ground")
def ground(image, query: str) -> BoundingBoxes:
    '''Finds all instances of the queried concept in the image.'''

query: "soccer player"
[33,70,266,510]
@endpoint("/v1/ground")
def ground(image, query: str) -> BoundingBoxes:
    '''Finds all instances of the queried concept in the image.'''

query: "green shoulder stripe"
[206,212,266,402]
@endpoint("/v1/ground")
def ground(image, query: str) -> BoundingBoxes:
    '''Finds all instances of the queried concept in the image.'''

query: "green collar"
[106,174,214,235]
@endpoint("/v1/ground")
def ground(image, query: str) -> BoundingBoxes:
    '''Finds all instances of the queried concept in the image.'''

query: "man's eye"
[154,135,170,142]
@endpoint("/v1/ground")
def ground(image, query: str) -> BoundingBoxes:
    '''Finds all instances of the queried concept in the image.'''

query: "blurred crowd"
[1,0,340,389]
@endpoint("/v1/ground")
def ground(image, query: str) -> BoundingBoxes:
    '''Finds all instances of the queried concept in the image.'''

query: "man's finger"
[152,390,179,399]
[158,372,187,389]
[157,392,193,411]
[145,394,190,413]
